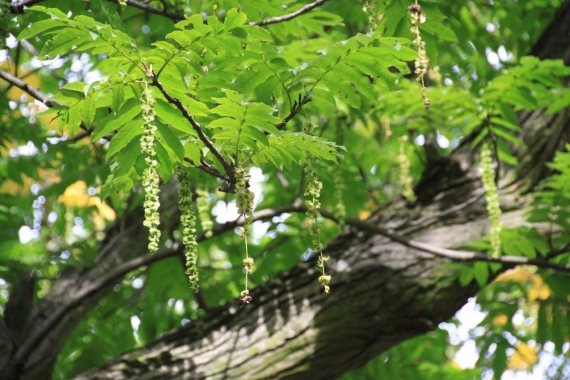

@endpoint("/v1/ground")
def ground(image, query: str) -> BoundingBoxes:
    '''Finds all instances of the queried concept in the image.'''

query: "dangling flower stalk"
[398,136,417,203]
[178,168,199,292]
[363,0,377,32]
[235,167,255,304]
[140,84,161,252]
[196,188,213,238]
[480,144,502,258]
[333,122,346,228]
[408,1,430,110]
[303,122,330,293]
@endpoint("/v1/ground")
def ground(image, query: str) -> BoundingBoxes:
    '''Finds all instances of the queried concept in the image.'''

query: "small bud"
[408,4,421,13]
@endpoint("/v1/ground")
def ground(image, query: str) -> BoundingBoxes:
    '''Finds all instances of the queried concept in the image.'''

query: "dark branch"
[277,93,312,130]
[249,0,332,26]
[11,202,302,366]
[343,214,570,273]
[104,0,331,28]
[105,0,183,21]
[15,189,569,371]
[152,76,236,190]
[9,0,45,13]
[0,69,56,107]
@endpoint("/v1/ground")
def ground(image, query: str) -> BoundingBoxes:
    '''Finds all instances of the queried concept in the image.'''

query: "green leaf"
[155,139,174,182]
[66,102,83,136]
[473,262,489,287]
[114,136,142,177]
[536,302,551,344]
[17,18,66,40]
[82,95,96,127]
[105,118,144,160]
[224,9,248,31]
[91,99,142,141]
[184,139,201,164]
[40,29,89,58]
[156,123,185,162]
[420,20,459,42]
[492,339,508,380]
[154,99,197,136]
[112,84,125,114]
[459,266,474,286]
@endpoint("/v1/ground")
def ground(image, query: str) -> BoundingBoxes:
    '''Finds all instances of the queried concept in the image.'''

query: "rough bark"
[0,185,182,380]
[71,208,499,380]
[1,1,569,379]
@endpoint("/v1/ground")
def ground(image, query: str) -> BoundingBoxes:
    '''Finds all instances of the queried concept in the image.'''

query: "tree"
[1,0,570,379]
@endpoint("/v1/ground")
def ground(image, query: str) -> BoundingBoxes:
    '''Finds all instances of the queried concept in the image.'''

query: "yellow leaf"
[358,210,370,220]
[509,342,538,371]
[58,181,91,207]
[527,275,551,303]
[58,181,116,221]
[496,267,533,283]
[492,314,508,326]
[89,198,116,221]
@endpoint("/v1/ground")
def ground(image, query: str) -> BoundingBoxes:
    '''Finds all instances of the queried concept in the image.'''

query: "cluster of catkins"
[408,3,431,110]
[480,144,502,258]
[178,169,200,292]
[140,86,161,252]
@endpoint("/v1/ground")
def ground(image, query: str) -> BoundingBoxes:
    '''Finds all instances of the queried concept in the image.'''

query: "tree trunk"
[1,2,569,379]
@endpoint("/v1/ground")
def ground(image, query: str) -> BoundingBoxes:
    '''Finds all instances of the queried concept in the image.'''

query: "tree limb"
[11,201,303,369]
[249,0,332,26]
[0,69,55,107]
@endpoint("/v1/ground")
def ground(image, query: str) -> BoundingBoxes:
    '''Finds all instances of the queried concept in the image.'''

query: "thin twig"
[104,0,331,28]
[277,94,312,130]
[152,75,235,190]
[249,0,332,26]
[105,0,183,21]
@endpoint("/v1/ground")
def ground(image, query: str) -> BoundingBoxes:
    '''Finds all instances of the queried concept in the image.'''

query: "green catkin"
[178,169,199,292]
[397,136,417,203]
[409,2,431,110]
[333,123,346,228]
[196,188,213,238]
[303,122,330,293]
[140,85,161,252]
[235,167,255,298]
[480,144,502,258]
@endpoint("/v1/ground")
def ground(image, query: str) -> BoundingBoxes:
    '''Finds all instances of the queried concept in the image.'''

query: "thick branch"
[249,0,332,26]
[342,211,570,273]
[11,201,302,371]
